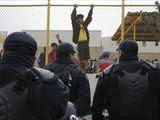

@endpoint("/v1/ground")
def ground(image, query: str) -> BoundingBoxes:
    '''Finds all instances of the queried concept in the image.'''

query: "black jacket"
[45,58,91,116]
[0,52,69,120]
[92,54,160,120]
[38,51,46,68]
[71,7,93,44]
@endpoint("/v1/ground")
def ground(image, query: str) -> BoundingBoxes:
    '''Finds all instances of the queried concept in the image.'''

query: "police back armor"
[104,61,160,120]
[0,67,68,120]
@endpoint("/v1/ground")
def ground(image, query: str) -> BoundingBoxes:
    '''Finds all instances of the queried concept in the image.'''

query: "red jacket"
[96,59,113,73]
[49,49,56,63]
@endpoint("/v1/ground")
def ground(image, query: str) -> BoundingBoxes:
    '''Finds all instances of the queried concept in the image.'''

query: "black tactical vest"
[0,68,29,120]
[107,61,160,120]
[0,67,59,120]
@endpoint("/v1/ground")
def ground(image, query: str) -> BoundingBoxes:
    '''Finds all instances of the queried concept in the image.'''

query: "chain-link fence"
[1,0,160,72]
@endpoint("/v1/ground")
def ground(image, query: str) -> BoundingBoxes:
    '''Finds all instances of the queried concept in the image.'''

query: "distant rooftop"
[112,12,160,45]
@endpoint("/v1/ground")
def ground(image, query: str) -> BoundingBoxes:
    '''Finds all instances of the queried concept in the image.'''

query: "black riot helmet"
[3,32,37,56]
[56,42,75,58]
[117,39,138,54]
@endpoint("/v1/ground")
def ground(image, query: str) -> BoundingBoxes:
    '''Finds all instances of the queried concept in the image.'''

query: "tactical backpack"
[0,68,37,120]
[106,61,160,120]
[0,68,58,120]
[48,64,76,88]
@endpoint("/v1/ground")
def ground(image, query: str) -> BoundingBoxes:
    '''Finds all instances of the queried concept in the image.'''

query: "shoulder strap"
[55,64,75,86]
[141,61,157,70]
[57,64,75,76]
[13,68,40,95]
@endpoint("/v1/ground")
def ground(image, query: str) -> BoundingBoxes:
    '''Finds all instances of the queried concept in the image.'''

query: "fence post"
[121,0,125,41]
[45,0,51,65]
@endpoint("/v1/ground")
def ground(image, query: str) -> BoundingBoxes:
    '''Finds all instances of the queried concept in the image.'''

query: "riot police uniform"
[45,42,91,117]
[92,39,160,120]
[0,32,69,120]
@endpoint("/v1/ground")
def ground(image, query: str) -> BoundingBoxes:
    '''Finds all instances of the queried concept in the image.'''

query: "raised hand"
[55,33,60,40]
[74,4,78,8]
[90,4,94,9]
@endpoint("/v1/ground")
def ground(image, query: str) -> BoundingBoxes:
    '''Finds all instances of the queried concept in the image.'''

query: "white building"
[102,37,160,53]
[22,30,103,59]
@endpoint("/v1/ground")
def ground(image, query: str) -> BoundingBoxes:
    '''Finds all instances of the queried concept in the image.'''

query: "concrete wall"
[22,30,102,47]
[102,37,160,53]
[23,30,160,60]
[109,52,160,61]
[23,30,103,59]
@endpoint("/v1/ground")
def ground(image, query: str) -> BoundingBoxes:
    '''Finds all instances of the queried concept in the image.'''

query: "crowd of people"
[1,31,160,120]
[0,4,160,120]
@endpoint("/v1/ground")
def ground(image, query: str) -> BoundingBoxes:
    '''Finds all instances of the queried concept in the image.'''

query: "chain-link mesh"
[1,1,160,72]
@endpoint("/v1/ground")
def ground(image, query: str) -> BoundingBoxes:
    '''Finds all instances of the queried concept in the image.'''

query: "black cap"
[51,42,57,47]
[99,51,110,59]
[117,39,138,54]
[3,32,37,55]
[57,42,75,54]
[56,42,75,58]
[76,14,84,20]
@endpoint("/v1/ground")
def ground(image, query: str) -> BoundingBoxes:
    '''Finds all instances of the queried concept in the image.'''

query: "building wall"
[109,52,160,61]
[23,30,103,59]
[102,37,160,53]
[22,30,102,47]
[23,30,160,60]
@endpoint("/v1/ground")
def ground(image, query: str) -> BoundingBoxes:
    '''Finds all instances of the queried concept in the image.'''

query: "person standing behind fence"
[38,47,46,68]
[49,34,63,64]
[96,51,113,73]
[71,4,94,70]
[56,33,62,44]
[49,42,58,64]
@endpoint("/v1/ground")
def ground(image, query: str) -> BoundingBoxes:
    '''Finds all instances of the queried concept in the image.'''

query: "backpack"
[106,61,160,119]
[0,68,37,120]
[0,67,58,120]
[51,64,75,88]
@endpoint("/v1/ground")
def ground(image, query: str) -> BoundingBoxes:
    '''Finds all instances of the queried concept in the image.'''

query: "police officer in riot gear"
[92,39,160,120]
[0,32,69,120]
[45,42,91,117]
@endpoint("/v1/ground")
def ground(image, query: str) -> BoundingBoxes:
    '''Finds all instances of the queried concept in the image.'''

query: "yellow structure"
[112,12,160,46]
[121,0,125,41]
[0,35,5,44]
[45,0,51,65]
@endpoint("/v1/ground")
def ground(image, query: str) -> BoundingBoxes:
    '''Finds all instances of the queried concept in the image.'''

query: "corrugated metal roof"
[112,12,160,45]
